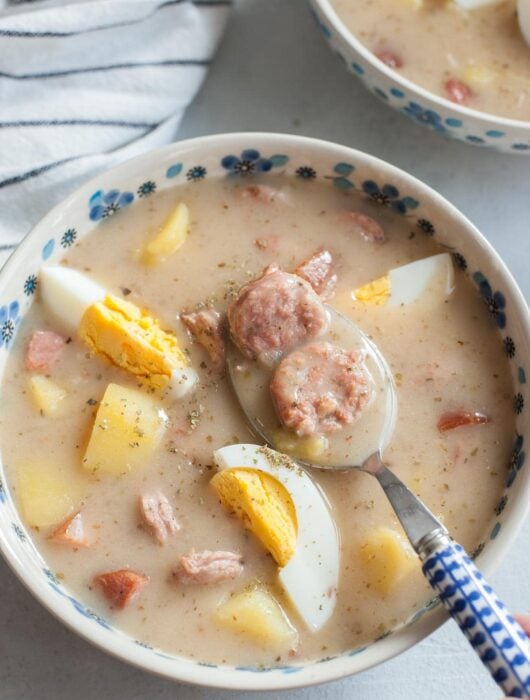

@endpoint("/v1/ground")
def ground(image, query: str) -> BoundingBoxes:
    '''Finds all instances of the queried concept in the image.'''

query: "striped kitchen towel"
[0,0,231,266]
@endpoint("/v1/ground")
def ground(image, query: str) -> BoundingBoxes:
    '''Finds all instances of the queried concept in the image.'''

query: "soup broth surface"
[332,0,530,121]
[0,176,514,666]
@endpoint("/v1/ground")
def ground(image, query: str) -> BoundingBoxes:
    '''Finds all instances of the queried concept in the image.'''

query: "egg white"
[213,443,340,633]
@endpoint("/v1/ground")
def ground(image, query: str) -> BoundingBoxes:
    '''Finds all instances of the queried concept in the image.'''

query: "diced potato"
[17,460,82,528]
[359,527,418,597]
[29,375,67,416]
[272,429,328,463]
[143,202,189,265]
[463,64,497,88]
[214,586,298,651]
[82,383,167,476]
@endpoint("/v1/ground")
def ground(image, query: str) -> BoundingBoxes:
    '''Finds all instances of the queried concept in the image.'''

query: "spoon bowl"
[227,305,396,470]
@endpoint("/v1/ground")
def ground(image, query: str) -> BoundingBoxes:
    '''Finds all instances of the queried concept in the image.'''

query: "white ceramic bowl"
[0,133,528,690]
[310,0,530,154]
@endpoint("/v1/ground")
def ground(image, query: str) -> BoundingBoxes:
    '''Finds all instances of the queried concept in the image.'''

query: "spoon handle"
[419,533,530,699]
[368,456,530,696]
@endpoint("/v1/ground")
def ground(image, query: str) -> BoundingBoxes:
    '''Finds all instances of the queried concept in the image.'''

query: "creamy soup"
[0,176,515,667]
[331,0,530,121]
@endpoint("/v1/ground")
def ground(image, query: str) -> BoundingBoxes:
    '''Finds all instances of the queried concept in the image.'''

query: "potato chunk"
[214,586,298,651]
[29,375,67,416]
[143,202,189,265]
[17,460,82,528]
[359,527,418,597]
[82,383,167,476]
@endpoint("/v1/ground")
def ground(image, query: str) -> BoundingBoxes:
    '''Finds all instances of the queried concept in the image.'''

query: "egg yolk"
[79,295,188,388]
[210,467,297,567]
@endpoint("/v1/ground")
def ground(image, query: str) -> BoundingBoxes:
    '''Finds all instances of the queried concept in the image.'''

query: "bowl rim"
[0,131,529,691]
[312,0,530,131]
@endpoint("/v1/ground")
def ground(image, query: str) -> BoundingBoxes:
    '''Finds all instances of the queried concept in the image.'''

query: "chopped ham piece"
[375,50,403,69]
[438,410,491,432]
[95,569,148,609]
[444,78,472,105]
[139,491,180,544]
[237,184,289,204]
[340,211,385,244]
[49,511,89,548]
[25,330,67,372]
[181,309,226,373]
[294,249,338,299]
[173,550,244,585]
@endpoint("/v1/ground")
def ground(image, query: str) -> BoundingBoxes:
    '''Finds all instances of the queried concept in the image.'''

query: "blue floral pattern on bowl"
[0,301,19,347]
[221,149,288,175]
[89,189,134,221]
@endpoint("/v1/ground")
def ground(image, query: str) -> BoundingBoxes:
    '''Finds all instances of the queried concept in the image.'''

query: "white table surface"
[2,1,529,698]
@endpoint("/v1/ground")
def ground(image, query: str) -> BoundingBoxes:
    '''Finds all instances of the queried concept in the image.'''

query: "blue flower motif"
[60,228,77,248]
[452,252,468,271]
[89,189,134,221]
[515,392,525,415]
[44,568,59,585]
[221,149,288,176]
[327,162,355,189]
[24,274,38,296]
[504,336,516,358]
[506,434,525,488]
[296,165,317,180]
[0,301,20,348]
[362,180,419,214]
[472,272,506,328]
[13,523,26,542]
[186,165,207,181]
[137,180,157,197]
[0,478,5,503]
[404,102,446,133]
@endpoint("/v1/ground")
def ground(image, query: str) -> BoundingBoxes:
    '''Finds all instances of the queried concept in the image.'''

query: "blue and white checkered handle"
[422,537,530,698]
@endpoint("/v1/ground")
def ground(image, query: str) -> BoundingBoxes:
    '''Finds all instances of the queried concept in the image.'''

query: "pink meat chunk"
[173,550,244,585]
[25,330,67,372]
[228,264,329,362]
[294,248,337,299]
[95,569,148,609]
[270,341,373,437]
[237,184,290,204]
[181,309,225,373]
[340,211,385,244]
[139,491,180,544]
[49,511,90,548]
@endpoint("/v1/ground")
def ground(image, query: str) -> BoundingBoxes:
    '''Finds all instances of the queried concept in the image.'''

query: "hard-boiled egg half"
[352,253,454,307]
[211,443,340,632]
[40,266,197,398]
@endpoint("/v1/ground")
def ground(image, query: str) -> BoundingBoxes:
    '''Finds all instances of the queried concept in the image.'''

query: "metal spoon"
[228,306,530,698]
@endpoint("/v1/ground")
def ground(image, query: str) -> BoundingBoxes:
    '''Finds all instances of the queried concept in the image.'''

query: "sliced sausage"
[270,341,373,437]
[294,249,337,300]
[25,330,67,372]
[94,569,148,609]
[228,264,329,363]
[339,211,385,244]
[181,309,225,373]
[49,511,89,548]
[173,550,243,585]
[139,491,180,544]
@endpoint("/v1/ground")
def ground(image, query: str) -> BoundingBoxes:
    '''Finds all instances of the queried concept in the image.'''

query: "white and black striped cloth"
[0,0,231,266]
